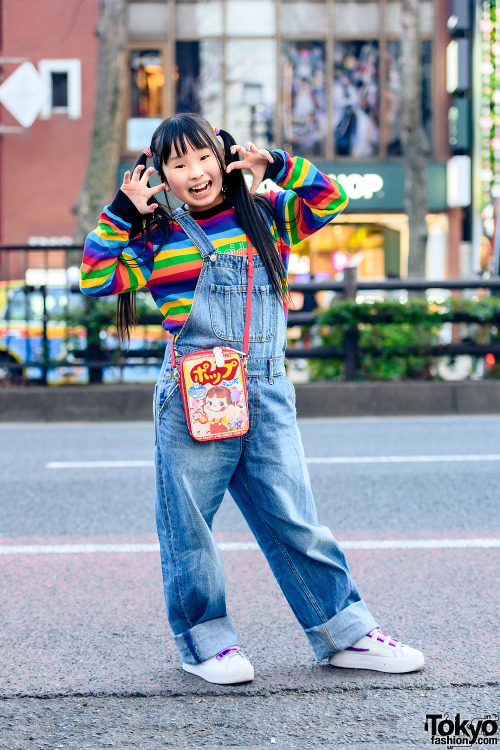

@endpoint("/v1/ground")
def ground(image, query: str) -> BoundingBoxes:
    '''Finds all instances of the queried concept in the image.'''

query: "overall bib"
[154,209,377,665]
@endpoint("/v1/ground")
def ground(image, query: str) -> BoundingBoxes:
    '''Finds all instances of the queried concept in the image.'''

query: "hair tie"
[143,146,153,158]
[212,126,220,136]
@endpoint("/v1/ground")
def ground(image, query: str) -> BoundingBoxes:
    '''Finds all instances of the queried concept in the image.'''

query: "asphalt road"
[1,416,499,749]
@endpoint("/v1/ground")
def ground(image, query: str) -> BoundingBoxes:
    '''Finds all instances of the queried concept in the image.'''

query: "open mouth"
[189,181,212,196]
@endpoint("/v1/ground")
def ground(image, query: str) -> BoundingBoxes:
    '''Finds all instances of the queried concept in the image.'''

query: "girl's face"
[162,143,224,213]
[206,396,229,414]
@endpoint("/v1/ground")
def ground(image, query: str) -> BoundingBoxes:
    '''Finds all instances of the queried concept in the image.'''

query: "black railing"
[286,268,500,380]
[2,245,500,383]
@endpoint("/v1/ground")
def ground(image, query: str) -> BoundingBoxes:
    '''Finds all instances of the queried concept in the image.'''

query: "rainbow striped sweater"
[80,151,348,334]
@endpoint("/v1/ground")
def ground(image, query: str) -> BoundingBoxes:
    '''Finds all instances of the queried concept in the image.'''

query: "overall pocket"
[157,379,180,421]
[209,284,277,342]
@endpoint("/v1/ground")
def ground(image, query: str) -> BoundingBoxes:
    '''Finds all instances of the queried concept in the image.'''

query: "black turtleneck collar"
[187,197,233,221]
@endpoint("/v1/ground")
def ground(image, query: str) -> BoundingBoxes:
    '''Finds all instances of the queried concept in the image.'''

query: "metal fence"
[2,244,500,384]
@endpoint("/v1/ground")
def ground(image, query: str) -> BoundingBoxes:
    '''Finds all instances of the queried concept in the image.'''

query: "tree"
[400,0,431,278]
[73,0,128,243]
[73,0,127,382]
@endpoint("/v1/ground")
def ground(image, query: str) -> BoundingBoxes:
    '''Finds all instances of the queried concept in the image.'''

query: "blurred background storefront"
[119,0,451,284]
[2,0,494,283]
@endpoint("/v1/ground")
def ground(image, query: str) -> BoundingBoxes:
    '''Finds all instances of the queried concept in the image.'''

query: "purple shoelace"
[346,627,398,652]
[216,646,240,660]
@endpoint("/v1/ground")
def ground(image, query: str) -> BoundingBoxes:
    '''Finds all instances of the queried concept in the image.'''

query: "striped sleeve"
[266,151,348,248]
[80,195,154,297]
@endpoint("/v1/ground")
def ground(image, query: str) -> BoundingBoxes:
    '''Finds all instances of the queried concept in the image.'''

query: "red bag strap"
[242,242,254,358]
[170,237,254,371]
[170,335,177,372]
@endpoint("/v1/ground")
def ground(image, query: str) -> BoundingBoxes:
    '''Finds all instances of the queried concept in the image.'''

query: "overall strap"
[171,207,216,259]
[169,208,254,368]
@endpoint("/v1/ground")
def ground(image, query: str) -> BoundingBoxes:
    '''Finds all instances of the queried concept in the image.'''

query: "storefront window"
[282,41,326,156]
[128,3,169,38]
[333,41,379,157]
[280,0,327,35]
[386,40,432,156]
[130,49,164,118]
[333,0,380,35]
[419,2,435,34]
[176,41,223,126]
[127,49,164,151]
[226,0,276,35]
[385,0,400,35]
[226,40,276,147]
[385,0,435,35]
[176,1,223,38]
[125,0,438,162]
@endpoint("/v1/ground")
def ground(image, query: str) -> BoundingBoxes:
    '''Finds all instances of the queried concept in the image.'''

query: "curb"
[1,381,500,422]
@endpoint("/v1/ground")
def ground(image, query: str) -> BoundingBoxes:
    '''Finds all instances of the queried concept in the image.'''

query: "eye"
[174,163,185,169]
[219,401,224,406]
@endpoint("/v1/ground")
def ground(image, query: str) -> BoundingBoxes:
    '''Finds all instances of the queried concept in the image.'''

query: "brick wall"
[0,0,98,247]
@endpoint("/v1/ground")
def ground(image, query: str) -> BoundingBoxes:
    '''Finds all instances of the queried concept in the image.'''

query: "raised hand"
[120,165,166,214]
[225,142,274,195]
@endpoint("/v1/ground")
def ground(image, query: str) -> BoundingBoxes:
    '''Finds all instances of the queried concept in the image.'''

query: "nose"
[189,161,204,180]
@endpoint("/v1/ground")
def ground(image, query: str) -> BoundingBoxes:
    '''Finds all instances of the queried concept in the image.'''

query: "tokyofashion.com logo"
[425,714,499,746]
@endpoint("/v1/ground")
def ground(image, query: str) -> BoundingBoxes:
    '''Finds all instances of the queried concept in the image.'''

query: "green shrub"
[308,297,500,381]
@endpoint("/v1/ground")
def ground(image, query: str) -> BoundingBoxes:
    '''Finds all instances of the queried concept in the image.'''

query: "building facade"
[0,0,475,283]
[0,0,98,248]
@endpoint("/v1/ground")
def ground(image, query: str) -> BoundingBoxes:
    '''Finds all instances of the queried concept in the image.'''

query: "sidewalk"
[1,380,500,421]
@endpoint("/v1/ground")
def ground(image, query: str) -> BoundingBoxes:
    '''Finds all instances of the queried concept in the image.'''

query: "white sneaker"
[329,628,424,674]
[182,646,254,685]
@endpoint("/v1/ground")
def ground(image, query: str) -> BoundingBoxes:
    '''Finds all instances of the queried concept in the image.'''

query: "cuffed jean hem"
[305,600,378,661]
[173,615,239,665]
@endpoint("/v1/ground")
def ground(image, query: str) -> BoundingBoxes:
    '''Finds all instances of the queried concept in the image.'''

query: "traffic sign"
[0,61,50,128]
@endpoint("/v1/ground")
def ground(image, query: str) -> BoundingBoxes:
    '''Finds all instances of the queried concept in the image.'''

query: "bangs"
[156,114,219,164]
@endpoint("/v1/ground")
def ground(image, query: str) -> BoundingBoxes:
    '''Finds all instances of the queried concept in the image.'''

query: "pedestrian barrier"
[1,244,500,384]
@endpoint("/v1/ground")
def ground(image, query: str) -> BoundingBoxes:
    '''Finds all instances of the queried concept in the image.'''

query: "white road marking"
[46,454,500,470]
[306,454,500,464]
[46,460,154,468]
[1,538,499,555]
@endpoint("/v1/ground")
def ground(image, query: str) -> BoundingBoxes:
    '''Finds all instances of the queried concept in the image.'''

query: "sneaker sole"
[182,663,255,685]
[329,652,424,674]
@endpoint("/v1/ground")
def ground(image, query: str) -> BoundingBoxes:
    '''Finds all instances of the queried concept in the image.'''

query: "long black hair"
[117,113,289,343]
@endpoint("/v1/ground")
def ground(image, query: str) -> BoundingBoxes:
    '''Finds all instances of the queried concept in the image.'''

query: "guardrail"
[2,244,500,384]
[286,268,500,380]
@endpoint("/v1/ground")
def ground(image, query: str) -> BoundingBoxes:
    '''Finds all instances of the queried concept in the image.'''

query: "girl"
[80,113,424,685]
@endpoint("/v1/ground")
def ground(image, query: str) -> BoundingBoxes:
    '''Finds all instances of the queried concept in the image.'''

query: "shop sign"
[328,173,384,200]
[253,163,446,211]
[317,162,446,211]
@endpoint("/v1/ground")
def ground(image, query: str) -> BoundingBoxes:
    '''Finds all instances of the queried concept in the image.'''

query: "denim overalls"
[154,208,377,665]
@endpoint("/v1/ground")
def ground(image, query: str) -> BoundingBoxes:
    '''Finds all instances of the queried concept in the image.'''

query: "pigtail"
[216,128,289,307]
[116,150,174,344]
